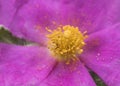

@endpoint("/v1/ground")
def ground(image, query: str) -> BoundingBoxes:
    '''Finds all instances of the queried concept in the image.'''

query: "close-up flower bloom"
[0,0,120,86]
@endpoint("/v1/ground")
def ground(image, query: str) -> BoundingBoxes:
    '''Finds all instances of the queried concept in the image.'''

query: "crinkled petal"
[0,0,59,43]
[1,0,120,43]
[0,43,56,85]
[81,24,120,86]
[53,0,120,33]
[40,61,96,86]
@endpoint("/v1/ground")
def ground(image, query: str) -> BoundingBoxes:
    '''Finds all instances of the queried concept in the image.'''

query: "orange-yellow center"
[46,25,87,64]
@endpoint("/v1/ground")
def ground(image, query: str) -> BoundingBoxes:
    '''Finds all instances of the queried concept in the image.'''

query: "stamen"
[46,25,88,64]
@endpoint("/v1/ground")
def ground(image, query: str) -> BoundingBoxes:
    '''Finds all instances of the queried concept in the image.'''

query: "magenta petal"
[0,0,57,43]
[81,24,120,86]
[40,61,96,86]
[59,0,120,33]
[0,43,56,85]
[0,0,16,27]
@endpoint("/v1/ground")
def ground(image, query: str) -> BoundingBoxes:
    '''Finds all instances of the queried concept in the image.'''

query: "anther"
[46,25,88,63]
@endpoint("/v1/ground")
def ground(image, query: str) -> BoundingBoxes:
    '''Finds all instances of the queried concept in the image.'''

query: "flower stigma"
[46,25,88,64]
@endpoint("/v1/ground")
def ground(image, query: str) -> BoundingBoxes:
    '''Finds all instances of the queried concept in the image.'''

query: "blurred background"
[0,26,106,86]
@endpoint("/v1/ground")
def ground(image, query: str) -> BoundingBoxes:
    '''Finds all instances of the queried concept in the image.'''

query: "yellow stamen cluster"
[46,25,87,64]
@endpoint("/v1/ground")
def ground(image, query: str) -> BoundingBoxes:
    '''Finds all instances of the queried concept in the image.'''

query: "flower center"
[46,25,87,64]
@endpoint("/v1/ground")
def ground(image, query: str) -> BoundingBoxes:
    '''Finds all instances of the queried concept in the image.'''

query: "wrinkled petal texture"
[0,43,96,86]
[0,0,58,43]
[81,24,120,86]
[0,0,120,43]
[40,61,96,86]
[0,43,56,86]
[60,0,120,33]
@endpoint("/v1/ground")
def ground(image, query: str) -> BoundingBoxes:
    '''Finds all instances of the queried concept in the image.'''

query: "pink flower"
[0,0,120,86]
